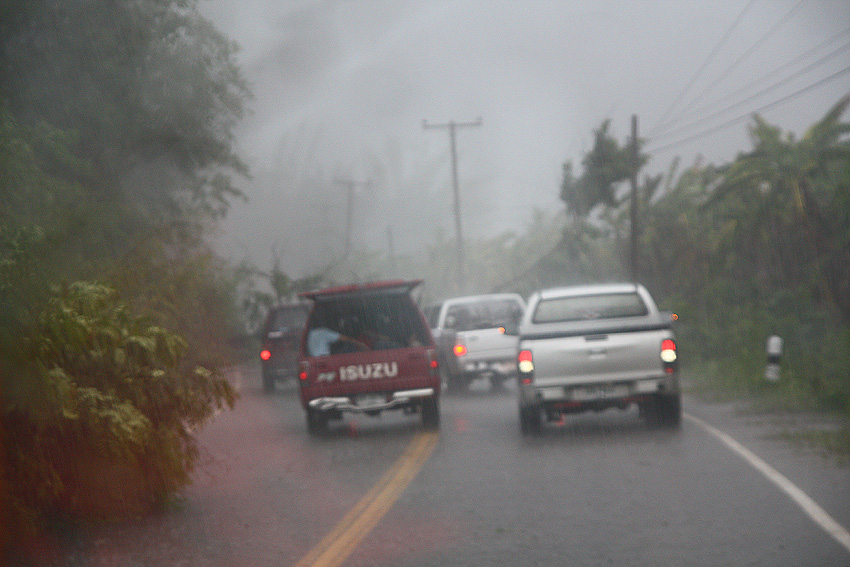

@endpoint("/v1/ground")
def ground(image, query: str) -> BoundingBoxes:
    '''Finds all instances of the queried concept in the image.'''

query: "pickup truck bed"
[516,283,680,433]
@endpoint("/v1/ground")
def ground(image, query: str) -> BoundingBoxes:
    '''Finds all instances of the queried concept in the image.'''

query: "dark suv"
[297,280,440,434]
[259,302,310,393]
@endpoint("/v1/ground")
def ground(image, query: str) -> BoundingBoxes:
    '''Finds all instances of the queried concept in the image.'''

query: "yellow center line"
[294,431,439,567]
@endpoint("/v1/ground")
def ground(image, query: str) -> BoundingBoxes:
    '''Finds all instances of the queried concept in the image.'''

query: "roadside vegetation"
[1,0,248,557]
[552,98,850,427]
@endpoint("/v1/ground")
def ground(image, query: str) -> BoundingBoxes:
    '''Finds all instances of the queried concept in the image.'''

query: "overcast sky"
[199,0,850,275]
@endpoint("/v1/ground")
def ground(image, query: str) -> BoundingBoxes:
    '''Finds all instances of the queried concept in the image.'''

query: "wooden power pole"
[630,114,640,284]
[423,117,482,290]
[334,177,370,257]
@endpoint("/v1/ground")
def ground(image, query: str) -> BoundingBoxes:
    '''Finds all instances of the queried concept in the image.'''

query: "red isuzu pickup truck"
[297,280,441,435]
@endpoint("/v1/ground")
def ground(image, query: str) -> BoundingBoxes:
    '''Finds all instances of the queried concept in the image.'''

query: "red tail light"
[661,339,677,373]
[298,360,309,381]
[518,349,534,375]
[428,349,440,376]
[453,343,468,357]
[260,349,272,361]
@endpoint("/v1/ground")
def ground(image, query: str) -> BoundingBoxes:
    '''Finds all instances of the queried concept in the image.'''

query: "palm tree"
[716,95,850,321]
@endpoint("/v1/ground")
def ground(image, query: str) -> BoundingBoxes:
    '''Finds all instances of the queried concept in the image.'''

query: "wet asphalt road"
[57,363,850,567]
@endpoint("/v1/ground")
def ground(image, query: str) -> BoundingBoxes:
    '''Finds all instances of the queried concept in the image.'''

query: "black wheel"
[657,393,682,427]
[490,375,508,392]
[262,370,275,394]
[446,371,470,393]
[519,402,542,434]
[421,396,440,430]
[306,408,328,435]
[642,393,681,428]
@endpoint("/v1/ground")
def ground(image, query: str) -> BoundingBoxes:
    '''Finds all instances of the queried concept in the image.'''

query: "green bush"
[672,283,850,415]
[2,281,236,539]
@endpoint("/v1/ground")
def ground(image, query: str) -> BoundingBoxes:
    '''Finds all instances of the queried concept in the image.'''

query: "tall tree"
[0,0,252,347]
[715,95,850,321]
[0,0,250,540]
[560,119,651,217]
[0,0,250,223]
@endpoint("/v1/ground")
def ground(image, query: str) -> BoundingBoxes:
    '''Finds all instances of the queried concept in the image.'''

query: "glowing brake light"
[260,349,272,361]
[453,343,468,357]
[518,349,534,374]
[428,349,439,375]
[660,339,677,363]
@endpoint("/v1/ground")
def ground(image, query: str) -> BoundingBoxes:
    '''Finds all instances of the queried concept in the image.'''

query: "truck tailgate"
[305,347,436,397]
[459,328,518,361]
[526,328,668,386]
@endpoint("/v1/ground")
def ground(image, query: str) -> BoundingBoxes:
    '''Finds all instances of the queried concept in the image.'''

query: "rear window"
[445,298,523,331]
[305,291,430,355]
[532,292,648,324]
[267,305,308,332]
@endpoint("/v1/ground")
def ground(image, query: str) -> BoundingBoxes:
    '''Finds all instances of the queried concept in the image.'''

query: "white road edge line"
[685,412,850,553]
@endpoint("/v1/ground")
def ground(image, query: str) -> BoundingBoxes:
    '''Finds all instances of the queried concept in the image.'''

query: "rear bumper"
[262,362,299,379]
[458,357,516,376]
[520,375,679,408]
[307,388,436,413]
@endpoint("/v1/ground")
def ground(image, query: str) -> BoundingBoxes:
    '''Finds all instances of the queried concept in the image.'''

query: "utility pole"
[386,225,397,276]
[422,117,482,290]
[334,177,370,257]
[630,114,639,284]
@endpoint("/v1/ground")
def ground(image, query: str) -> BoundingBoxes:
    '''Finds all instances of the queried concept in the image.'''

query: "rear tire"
[306,408,328,435]
[519,403,542,434]
[262,370,275,394]
[642,393,681,428]
[446,371,470,393]
[421,396,440,430]
[657,393,682,427]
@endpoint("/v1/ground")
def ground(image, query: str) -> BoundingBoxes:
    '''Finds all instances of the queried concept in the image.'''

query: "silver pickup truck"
[515,283,680,433]
[424,293,525,391]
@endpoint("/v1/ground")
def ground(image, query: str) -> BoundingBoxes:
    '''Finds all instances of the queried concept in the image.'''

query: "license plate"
[491,361,516,374]
[357,394,386,407]
[539,387,566,400]
[463,361,515,373]
[572,384,628,401]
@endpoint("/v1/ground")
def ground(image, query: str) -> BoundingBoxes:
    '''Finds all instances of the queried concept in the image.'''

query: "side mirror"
[502,321,519,336]
[659,311,678,327]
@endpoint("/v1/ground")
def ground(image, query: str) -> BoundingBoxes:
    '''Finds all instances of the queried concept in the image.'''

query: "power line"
[655,27,850,138]
[646,65,850,154]
[652,42,850,143]
[652,0,757,135]
[661,0,805,132]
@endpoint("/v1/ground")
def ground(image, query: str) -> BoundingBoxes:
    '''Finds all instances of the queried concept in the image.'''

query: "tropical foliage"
[4,282,236,524]
[1,0,249,550]
[551,96,850,416]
